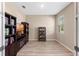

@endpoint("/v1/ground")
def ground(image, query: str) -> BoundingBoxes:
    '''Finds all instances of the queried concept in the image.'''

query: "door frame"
[75,2,79,56]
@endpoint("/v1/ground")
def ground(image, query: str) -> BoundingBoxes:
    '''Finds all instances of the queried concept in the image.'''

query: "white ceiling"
[13,2,70,15]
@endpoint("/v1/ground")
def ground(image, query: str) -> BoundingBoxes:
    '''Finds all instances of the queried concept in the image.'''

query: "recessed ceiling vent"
[22,5,26,9]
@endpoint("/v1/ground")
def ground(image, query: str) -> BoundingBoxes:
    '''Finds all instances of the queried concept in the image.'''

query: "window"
[58,15,64,33]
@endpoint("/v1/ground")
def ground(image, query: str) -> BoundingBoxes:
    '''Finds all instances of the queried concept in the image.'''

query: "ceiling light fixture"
[40,4,44,8]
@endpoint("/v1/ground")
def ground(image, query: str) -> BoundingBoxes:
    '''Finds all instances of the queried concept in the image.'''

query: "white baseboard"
[29,39,38,41]
[29,39,56,41]
[55,40,75,54]
[46,39,56,41]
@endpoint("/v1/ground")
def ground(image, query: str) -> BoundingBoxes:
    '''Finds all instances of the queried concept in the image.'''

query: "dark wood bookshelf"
[21,22,29,42]
[5,12,16,56]
[38,27,46,41]
[5,13,29,56]
[15,22,29,52]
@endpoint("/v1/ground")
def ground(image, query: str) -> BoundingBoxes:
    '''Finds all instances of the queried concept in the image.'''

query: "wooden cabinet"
[38,27,46,41]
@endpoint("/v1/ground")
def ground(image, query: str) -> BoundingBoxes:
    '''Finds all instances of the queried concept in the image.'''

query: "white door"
[0,2,5,56]
[0,2,3,56]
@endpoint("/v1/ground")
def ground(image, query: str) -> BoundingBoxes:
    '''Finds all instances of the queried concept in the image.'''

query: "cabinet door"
[9,43,15,56]
[5,47,10,56]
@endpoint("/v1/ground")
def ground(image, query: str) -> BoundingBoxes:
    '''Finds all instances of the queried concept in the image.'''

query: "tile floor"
[17,40,73,56]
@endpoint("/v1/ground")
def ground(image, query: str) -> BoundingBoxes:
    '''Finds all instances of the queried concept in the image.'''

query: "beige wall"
[5,2,26,23]
[26,15,56,40]
[56,3,75,52]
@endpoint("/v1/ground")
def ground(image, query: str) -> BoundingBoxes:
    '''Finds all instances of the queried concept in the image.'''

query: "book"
[10,37,14,44]
[5,17,9,25]
[5,28,9,36]
[12,28,15,34]
[5,39,8,47]
[11,19,14,25]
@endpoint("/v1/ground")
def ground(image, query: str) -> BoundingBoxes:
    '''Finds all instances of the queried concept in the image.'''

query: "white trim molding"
[55,40,75,55]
